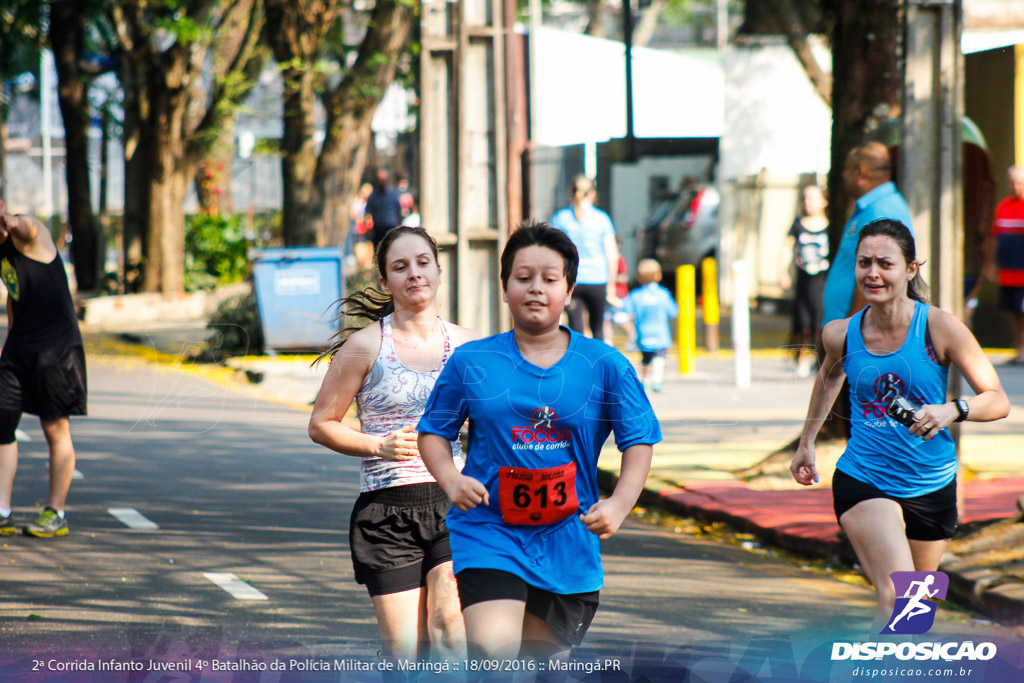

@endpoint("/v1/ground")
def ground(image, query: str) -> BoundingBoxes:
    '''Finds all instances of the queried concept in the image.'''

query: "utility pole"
[900,0,963,438]
[41,49,55,227]
[420,0,511,334]
[622,0,636,161]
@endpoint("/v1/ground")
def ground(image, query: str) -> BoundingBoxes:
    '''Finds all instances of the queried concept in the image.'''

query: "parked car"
[636,184,720,291]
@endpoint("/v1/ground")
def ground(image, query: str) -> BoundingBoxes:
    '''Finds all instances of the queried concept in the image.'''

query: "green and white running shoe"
[24,507,69,537]
[0,513,15,536]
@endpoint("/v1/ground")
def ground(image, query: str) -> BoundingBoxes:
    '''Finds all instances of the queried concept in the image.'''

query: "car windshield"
[646,199,676,225]
[665,190,699,223]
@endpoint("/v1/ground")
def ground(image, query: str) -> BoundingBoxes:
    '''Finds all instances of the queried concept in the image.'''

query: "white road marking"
[202,572,268,600]
[73,469,84,480]
[108,507,159,530]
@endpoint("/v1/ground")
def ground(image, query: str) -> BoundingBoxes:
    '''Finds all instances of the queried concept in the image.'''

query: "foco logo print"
[509,407,571,449]
[531,406,556,428]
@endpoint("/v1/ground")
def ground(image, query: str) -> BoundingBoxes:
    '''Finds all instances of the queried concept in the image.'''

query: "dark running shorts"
[0,344,87,424]
[997,286,1024,314]
[832,468,958,541]
[349,482,453,597]
[640,348,667,366]
[456,568,599,647]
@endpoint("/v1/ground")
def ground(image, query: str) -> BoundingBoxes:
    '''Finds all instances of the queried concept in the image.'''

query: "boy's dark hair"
[856,218,928,304]
[500,221,579,289]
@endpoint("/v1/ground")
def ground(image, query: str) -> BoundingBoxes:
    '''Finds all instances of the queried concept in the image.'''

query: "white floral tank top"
[355,315,465,492]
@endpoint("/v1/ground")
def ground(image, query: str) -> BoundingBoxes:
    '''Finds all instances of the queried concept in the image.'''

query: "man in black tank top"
[0,200,86,538]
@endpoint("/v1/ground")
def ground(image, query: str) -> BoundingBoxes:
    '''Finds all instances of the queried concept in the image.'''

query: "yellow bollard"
[676,265,696,375]
[701,257,720,353]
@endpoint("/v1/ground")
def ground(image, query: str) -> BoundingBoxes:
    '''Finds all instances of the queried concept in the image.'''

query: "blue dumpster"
[250,247,343,354]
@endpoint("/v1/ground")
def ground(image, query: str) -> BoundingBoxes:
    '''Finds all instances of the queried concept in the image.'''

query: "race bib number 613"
[498,463,578,525]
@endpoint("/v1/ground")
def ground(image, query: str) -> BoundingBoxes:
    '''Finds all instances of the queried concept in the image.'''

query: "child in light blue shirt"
[623,259,679,391]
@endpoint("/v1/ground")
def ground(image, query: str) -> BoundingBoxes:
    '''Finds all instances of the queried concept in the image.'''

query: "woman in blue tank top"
[790,219,1008,630]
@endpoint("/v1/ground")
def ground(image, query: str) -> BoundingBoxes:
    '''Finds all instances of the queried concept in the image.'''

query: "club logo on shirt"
[510,406,571,449]
[861,372,924,419]
[531,406,556,428]
[874,373,905,401]
[1,258,18,301]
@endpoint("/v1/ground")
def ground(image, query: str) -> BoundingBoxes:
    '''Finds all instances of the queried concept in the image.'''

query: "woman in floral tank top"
[309,227,477,661]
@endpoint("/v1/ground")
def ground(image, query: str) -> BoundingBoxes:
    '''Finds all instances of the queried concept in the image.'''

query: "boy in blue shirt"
[623,259,679,392]
[418,223,660,660]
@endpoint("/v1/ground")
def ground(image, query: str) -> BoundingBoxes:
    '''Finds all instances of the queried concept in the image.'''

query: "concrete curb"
[944,556,1024,627]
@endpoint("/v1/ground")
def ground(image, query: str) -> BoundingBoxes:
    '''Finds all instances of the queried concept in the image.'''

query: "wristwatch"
[953,398,970,423]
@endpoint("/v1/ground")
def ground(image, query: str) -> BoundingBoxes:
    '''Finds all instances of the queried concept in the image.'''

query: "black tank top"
[0,237,83,352]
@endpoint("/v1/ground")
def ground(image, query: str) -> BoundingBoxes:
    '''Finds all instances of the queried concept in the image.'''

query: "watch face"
[956,399,969,421]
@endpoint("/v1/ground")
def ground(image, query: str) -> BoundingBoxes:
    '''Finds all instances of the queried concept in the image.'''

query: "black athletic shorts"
[349,482,453,597]
[456,568,599,647]
[0,344,87,425]
[640,348,667,366]
[997,286,1024,314]
[832,468,958,541]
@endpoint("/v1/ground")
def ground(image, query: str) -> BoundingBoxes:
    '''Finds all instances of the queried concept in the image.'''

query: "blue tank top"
[837,301,956,497]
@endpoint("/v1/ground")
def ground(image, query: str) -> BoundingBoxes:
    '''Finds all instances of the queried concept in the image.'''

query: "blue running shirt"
[551,206,615,286]
[417,328,662,594]
[623,283,678,352]
[839,302,956,497]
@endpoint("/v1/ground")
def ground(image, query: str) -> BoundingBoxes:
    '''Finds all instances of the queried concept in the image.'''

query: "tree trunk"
[826,0,902,255]
[191,2,267,219]
[120,43,149,293]
[0,121,6,203]
[632,0,666,48]
[315,0,416,248]
[762,0,832,105]
[122,124,150,293]
[143,77,191,295]
[163,168,189,294]
[112,0,264,293]
[142,150,166,294]
[50,0,99,291]
[99,108,109,215]
[317,109,375,247]
[194,115,237,216]
[817,0,903,441]
[584,0,604,38]
[280,69,320,246]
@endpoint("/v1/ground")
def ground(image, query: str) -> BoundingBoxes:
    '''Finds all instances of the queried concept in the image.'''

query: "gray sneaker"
[24,507,69,538]
[0,513,15,536]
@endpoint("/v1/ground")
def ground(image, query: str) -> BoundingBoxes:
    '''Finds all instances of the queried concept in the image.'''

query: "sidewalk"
[51,292,1024,630]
